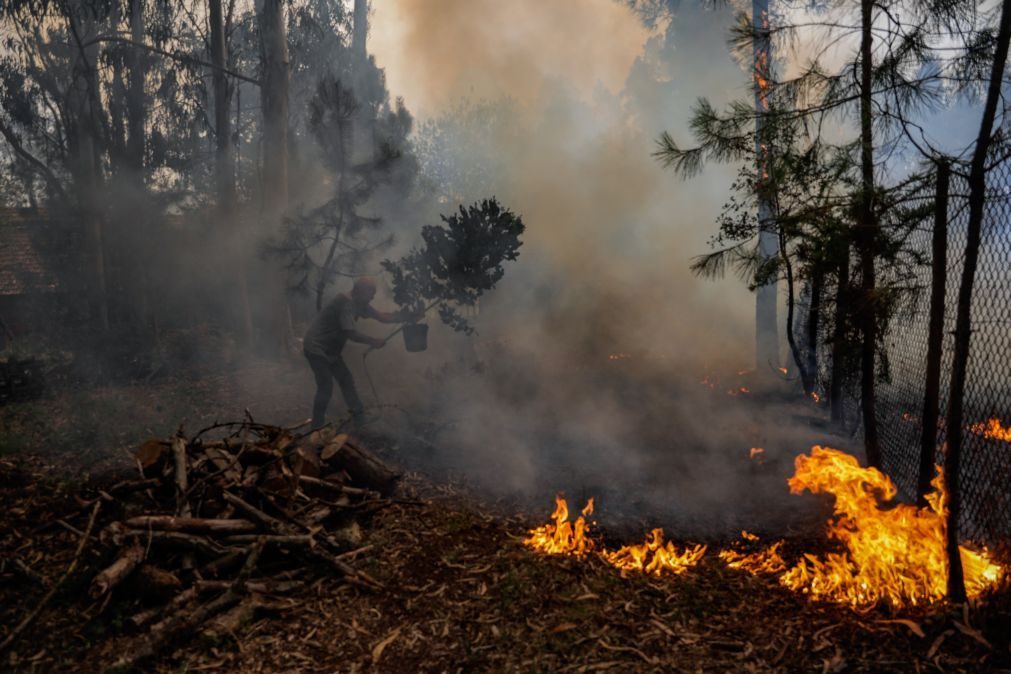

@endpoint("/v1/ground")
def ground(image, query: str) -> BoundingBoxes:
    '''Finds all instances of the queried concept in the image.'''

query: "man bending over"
[303,277,408,428]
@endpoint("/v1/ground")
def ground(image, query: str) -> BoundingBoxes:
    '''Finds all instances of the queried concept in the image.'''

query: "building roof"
[0,209,60,296]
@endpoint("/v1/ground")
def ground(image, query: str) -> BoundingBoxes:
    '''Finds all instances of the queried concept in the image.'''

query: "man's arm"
[365,305,408,324]
[346,330,386,349]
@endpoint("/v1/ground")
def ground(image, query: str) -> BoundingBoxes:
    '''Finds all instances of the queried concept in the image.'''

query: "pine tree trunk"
[944,0,1011,604]
[753,0,779,373]
[917,160,949,507]
[830,250,850,423]
[856,0,880,468]
[805,267,823,395]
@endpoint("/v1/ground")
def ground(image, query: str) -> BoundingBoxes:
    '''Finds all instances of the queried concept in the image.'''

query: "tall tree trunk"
[944,0,1011,604]
[856,0,880,468]
[781,229,813,393]
[829,249,850,423]
[126,0,145,177]
[211,0,253,343]
[352,0,368,62]
[260,0,288,213]
[70,19,109,331]
[917,160,949,508]
[805,266,823,395]
[127,0,152,333]
[259,0,294,351]
[753,0,779,373]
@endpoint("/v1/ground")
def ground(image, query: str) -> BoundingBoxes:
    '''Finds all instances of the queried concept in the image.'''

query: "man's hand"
[397,309,424,323]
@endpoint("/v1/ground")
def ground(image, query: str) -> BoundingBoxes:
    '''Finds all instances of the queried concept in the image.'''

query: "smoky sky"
[368,0,763,366]
[370,0,654,117]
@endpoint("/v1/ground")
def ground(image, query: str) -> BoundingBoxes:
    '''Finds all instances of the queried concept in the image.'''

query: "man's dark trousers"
[305,350,365,428]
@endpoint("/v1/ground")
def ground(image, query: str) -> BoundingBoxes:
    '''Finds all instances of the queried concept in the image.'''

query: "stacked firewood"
[85,421,401,670]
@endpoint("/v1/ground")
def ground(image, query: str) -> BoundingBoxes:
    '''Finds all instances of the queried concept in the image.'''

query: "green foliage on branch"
[382,198,524,335]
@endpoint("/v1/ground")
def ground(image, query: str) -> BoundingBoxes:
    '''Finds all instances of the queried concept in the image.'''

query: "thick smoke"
[336,0,850,537]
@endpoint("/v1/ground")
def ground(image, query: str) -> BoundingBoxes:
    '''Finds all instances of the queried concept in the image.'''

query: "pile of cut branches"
[2,420,402,671]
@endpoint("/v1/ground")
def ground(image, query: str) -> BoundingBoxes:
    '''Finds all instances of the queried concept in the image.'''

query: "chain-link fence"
[853,162,1011,550]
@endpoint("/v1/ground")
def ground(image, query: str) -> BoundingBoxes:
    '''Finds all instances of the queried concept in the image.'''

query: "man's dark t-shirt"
[304,294,357,360]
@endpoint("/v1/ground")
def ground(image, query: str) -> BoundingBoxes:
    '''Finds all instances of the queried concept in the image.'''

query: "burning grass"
[723,447,1004,608]
[525,446,1006,610]
[523,495,706,577]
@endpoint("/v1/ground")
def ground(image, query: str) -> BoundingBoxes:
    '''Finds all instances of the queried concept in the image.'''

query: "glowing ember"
[778,367,788,375]
[776,446,1003,607]
[968,418,1011,442]
[810,391,821,403]
[602,529,707,577]
[523,495,595,556]
[608,352,632,361]
[749,447,765,461]
[719,531,787,574]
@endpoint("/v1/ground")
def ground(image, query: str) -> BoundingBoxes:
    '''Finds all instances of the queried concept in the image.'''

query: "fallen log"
[126,530,231,557]
[124,516,258,535]
[202,599,256,642]
[127,587,196,631]
[221,534,315,546]
[133,565,183,603]
[194,579,304,595]
[326,438,401,496]
[90,541,145,598]
[298,475,377,498]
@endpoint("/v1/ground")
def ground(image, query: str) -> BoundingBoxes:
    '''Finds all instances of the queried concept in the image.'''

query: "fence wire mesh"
[849,162,1011,550]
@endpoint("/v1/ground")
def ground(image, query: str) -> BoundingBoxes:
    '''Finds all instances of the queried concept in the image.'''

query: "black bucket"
[402,323,429,352]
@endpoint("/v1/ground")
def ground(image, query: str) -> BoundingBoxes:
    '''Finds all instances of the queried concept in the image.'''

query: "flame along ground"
[726,447,1003,607]
[968,417,1011,442]
[522,495,706,576]
[524,446,1005,607]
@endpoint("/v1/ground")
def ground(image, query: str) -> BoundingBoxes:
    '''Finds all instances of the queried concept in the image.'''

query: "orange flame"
[810,392,821,403]
[524,498,706,577]
[603,529,707,577]
[968,418,1011,442]
[719,531,787,574]
[523,495,595,556]
[775,447,1002,607]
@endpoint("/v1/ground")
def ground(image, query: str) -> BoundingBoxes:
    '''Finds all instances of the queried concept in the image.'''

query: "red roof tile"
[0,210,60,296]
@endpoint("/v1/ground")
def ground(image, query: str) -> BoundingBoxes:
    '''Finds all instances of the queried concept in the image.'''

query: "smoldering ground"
[323,0,859,541]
